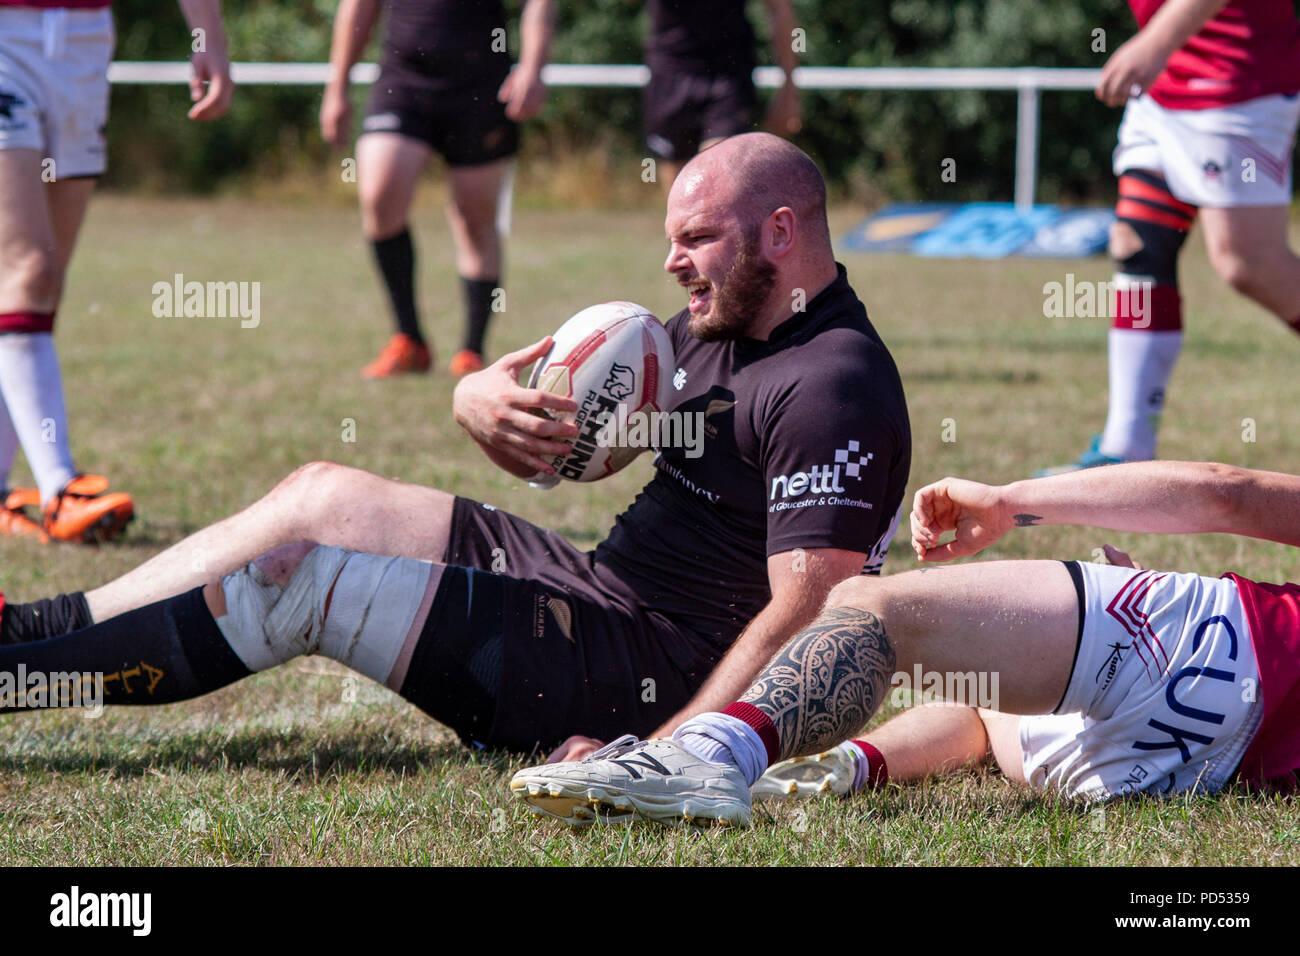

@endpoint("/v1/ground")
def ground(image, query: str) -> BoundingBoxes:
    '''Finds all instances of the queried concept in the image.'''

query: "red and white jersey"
[0,1,110,8]
[1225,574,1300,786]
[1130,0,1300,109]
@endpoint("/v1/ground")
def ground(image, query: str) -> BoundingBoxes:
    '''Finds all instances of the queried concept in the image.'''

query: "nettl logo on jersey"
[769,441,873,508]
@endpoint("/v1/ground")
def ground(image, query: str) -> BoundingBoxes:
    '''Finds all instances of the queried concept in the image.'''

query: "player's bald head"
[674,133,831,250]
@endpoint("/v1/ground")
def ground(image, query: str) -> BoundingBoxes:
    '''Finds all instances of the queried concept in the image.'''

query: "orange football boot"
[0,492,49,543]
[361,333,432,379]
[41,474,134,544]
[449,349,484,376]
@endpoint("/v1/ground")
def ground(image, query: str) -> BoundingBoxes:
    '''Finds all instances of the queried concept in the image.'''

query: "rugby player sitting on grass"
[0,134,910,760]
[511,460,1300,827]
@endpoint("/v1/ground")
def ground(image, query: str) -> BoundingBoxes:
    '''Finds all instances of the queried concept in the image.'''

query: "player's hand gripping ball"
[527,302,674,483]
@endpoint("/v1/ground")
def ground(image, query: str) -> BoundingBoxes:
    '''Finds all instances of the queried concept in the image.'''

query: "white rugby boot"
[510,735,752,828]
[752,741,862,801]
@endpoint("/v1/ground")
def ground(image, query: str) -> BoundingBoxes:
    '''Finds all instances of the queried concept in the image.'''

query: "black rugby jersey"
[380,0,511,90]
[646,0,757,76]
[594,264,912,652]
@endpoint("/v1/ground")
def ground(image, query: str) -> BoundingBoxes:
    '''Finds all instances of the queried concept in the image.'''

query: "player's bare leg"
[0,151,129,541]
[445,159,508,375]
[0,150,61,315]
[357,132,434,377]
[858,704,993,781]
[46,175,97,282]
[84,461,455,620]
[739,561,1078,764]
[1199,204,1300,324]
[513,561,1077,825]
[755,701,997,799]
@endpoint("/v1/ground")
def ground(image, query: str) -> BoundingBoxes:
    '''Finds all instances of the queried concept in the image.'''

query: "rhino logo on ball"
[603,363,636,401]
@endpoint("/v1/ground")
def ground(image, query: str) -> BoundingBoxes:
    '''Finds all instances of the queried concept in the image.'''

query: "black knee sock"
[0,587,250,711]
[460,276,499,354]
[371,228,424,344]
[1,591,94,645]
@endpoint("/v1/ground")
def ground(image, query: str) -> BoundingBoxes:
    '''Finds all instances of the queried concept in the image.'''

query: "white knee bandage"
[217,545,434,684]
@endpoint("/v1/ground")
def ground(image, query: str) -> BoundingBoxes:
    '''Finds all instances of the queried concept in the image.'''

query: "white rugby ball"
[527,301,674,482]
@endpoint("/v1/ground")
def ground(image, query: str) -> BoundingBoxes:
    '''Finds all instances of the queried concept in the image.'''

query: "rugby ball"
[527,301,674,482]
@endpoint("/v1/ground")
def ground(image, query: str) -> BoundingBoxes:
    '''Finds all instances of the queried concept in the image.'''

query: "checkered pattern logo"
[834,441,873,479]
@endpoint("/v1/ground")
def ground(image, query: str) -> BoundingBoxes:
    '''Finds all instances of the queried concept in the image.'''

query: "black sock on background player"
[372,228,425,344]
[460,276,498,355]
[0,588,249,709]
[1,591,93,645]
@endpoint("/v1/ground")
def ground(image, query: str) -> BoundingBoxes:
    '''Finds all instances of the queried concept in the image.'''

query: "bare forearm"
[650,602,815,736]
[765,0,799,76]
[177,0,229,59]
[328,0,381,88]
[517,0,556,77]
[1000,461,1300,545]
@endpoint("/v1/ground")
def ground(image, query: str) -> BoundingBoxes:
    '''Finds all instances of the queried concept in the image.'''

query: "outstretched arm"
[912,461,1300,562]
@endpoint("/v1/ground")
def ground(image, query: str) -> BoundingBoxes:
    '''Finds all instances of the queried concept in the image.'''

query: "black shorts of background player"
[642,0,802,190]
[320,0,556,379]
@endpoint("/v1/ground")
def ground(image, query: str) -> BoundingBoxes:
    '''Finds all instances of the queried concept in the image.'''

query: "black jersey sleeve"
[758,342,911,564]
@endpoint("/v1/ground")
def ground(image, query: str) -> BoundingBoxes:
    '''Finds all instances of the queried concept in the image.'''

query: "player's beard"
[689,227,778,342]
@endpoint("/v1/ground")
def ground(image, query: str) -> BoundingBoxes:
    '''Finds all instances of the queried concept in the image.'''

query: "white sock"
[673,712,768,786]
[0,334,76,503]
[1099,327,1182,461]
[0,391,19,493]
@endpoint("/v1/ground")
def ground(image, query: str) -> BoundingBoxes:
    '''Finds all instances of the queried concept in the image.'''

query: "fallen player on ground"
[512,459,1300,826]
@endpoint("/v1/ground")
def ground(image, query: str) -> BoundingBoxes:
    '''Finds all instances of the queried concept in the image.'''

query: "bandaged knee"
[1112,170,1196,331]
[216,545,433,684]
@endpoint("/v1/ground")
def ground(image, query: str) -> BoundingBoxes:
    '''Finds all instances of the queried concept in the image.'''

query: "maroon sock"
[721,701,780,768]
[849,739,889,789]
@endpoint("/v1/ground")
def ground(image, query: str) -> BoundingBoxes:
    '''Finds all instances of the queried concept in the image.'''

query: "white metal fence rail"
[108,62,1105,210]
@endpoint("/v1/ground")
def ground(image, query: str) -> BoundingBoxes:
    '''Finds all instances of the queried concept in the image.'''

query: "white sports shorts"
[1020,562,1261,801]
[1113,92,1300,208]
[0,6,114,178]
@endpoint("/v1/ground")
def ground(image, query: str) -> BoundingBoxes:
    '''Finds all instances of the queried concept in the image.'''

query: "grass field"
[1,191,1298,866]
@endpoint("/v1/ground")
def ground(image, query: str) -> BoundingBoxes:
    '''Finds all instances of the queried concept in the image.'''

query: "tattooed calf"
[739,605,895,762]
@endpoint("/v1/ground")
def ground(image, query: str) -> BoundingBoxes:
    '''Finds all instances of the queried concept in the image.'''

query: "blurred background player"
[1041,0,1300,474]
[321,0,555,379]
[642,0,802,190]
[0,0,232,542]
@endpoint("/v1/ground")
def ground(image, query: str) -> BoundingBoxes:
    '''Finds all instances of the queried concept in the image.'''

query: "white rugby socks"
[1099,327,1182,461]
[674,712,769,786]
[0,333,76,503]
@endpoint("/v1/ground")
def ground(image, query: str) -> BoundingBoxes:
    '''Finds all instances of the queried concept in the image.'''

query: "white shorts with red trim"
[1113,92,1300,208]
[1019,563,1261,801]
[0,7,113,178]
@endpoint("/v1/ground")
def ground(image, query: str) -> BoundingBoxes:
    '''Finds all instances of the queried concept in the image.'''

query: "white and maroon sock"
[673,702,777,787]
[0,331,77,504]
[846,739,889,790]
[1099,277,1182,461]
